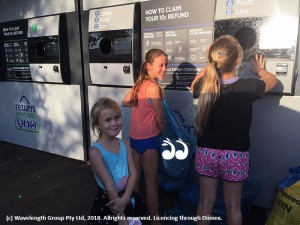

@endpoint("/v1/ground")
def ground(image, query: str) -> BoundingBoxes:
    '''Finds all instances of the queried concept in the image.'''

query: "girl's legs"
[223,181,243,225]
[132,150,142,194]
[196,175,218,225]
[141,149,161,225]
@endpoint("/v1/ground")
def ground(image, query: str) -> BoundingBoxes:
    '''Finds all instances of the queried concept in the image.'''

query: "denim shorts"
[130,134,161,154]
[194,147,249,182]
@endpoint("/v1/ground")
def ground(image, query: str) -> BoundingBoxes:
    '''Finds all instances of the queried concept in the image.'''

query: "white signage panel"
[0,83,85,161]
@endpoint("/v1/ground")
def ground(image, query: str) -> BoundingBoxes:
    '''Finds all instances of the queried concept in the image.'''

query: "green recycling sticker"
[31,23,37,32]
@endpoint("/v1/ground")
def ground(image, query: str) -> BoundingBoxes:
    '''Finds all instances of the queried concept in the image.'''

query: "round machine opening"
[35,42,46,58]
[234,27,256,51]
[99,37,112,56]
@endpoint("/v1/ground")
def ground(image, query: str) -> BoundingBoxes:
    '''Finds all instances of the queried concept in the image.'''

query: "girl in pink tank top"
[122,49,168,225]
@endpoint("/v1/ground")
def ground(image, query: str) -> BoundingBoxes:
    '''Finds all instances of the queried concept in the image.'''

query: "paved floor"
[1,141,267,225]
[1,141,96,225]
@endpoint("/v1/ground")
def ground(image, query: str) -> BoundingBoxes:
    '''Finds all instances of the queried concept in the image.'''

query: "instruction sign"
[0,19,31,82]
[141,0,215,89]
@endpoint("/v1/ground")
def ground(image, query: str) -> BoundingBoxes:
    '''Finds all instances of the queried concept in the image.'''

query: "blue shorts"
[130,134,161,154]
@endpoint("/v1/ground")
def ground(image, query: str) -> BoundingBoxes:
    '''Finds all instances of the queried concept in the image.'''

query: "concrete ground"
[0,141,267,225]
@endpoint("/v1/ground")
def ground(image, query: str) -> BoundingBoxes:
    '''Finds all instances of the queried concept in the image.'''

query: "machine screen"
[114,37,132,55]
[28,35,59,63]
[214,15,298,60]
[259,15,298,50]
[45,41,59,57]
[88,29,132,63]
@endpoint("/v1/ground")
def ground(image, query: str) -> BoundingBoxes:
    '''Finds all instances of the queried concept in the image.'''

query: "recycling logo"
[31,23,37,32]
[15,96,40,133]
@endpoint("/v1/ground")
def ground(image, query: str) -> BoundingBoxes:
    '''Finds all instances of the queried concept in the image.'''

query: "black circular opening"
[99,37,112,56]
[234,27,256,51]
[35,42,45,58]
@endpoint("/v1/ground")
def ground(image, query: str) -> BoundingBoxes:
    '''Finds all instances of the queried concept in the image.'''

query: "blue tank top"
[92,138,129,192]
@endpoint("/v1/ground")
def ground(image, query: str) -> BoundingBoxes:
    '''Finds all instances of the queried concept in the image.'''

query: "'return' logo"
[15,96,40,133]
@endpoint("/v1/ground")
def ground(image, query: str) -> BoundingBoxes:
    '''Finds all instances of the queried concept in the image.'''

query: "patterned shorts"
[194,147,249,182]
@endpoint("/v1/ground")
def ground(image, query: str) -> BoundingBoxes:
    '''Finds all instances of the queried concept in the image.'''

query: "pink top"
[129,80,160,139]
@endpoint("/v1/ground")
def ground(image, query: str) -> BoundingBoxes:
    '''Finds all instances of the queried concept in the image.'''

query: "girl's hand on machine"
[250,53,266,75]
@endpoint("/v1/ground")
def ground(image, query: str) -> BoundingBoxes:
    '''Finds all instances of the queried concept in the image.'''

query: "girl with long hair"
[123,48,168,225]
[191,35,277,225]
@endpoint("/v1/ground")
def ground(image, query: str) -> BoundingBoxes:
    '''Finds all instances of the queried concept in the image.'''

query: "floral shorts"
[194,147,249,182]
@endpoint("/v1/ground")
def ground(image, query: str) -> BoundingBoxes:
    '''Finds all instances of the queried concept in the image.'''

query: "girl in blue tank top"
[88,97,147,225]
